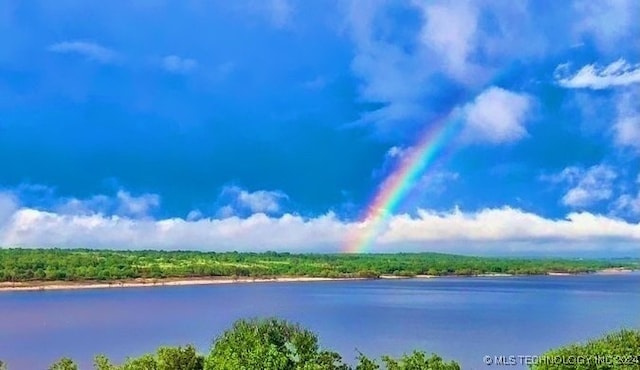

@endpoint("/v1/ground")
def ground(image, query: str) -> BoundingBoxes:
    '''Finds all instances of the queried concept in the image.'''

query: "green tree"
[355,352,380,370]
[120,354,157,370]
[381,351,460,370]
[49,357,79,370]
[204,318,346,370]
[0,360,7,370]
[92,346,204,370]
[310,351,350,370]
[156,345,203,370]
[531,329,640,370]
[93,354,117,370]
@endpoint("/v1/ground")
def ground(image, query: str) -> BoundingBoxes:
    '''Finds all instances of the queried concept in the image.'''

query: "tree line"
[0,248,637,283]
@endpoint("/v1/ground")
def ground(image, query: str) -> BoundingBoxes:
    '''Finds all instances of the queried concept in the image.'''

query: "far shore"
[0,268,635,293]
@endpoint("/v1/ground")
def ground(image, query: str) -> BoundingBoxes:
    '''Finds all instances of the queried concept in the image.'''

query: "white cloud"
[563,188,610,208]
[55,190,159,218]
[343,1,546,128]
[48,41,119,63]
[116,190,160,218]
[413,1,541,83]
[415,171,459,193]
[0,210,347,252]
[343,1,437,126]
[378,208,640,251]
[376,145,459,201]
[56,195,111,215]
[221,186,288,215]
[613,89,640,152]
[217,205,236,219]
[162,55,198,74]
[0,191,18,229]
[340,0,639,132]
[555,59,640,89]
[617,116,640,151]
[386,146,406,159]
[615,192,640,216]
[541,168,581,185]
[415,0,480,80]
[186,210,203,221]
[573,0,639,52]
[546,165,618,208]
[0,203,639,254]
[614,172,640,217]
[236,189,285,213]
[462,87,533,144]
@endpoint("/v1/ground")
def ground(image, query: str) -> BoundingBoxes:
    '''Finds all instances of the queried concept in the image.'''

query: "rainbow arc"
[343,112,462,253]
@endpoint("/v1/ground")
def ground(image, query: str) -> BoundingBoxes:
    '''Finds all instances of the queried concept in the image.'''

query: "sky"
[0,0,639,256]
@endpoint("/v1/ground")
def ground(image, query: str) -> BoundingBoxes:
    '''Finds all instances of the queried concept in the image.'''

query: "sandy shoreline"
[0,276,365,292]
[593,267,635,275]
[0,269,635,293]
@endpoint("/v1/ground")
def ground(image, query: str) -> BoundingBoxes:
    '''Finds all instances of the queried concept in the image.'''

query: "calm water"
[1,274,639,370]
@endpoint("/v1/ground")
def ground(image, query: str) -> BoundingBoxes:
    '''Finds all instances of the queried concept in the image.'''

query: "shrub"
[204,318,346,370]
[531,329,640,370]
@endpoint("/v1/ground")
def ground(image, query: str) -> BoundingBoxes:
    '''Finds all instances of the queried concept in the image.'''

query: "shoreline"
[0,268,635,293]
[0,276,367,292]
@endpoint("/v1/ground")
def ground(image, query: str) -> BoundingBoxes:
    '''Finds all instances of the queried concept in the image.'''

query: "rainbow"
[343,112,462,253]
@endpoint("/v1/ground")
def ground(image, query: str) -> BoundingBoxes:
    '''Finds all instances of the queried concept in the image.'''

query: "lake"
[1,273,639,369]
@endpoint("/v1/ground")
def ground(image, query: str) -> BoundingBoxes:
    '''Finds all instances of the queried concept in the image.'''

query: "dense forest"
[0,248,637,283]
[1,319,637,370]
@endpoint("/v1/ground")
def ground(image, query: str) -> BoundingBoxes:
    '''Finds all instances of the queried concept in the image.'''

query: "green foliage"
[531,329,640,370]
[155,345,203,370]
[1,248,636,284]
[49,357,79,370]
[93,355,117,370]
[43,321,638,370]
[354,351,461,370]
[120,354,157,370]
[355,352,381,370]
[0,360,7,370]
[204,318,346,370]
[311,351,351,370]
[92,345,204,370]
[381,351,460,370]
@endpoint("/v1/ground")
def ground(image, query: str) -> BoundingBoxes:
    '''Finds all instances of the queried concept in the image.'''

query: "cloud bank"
[1,190,638,255]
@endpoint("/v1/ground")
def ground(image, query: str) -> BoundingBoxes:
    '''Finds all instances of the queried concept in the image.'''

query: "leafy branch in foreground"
[43,318,460,370]
[531,329,640,370]
[34,320,638,370]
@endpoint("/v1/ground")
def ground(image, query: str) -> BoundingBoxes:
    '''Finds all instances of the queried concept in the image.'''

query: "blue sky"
[0,0,639,255]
